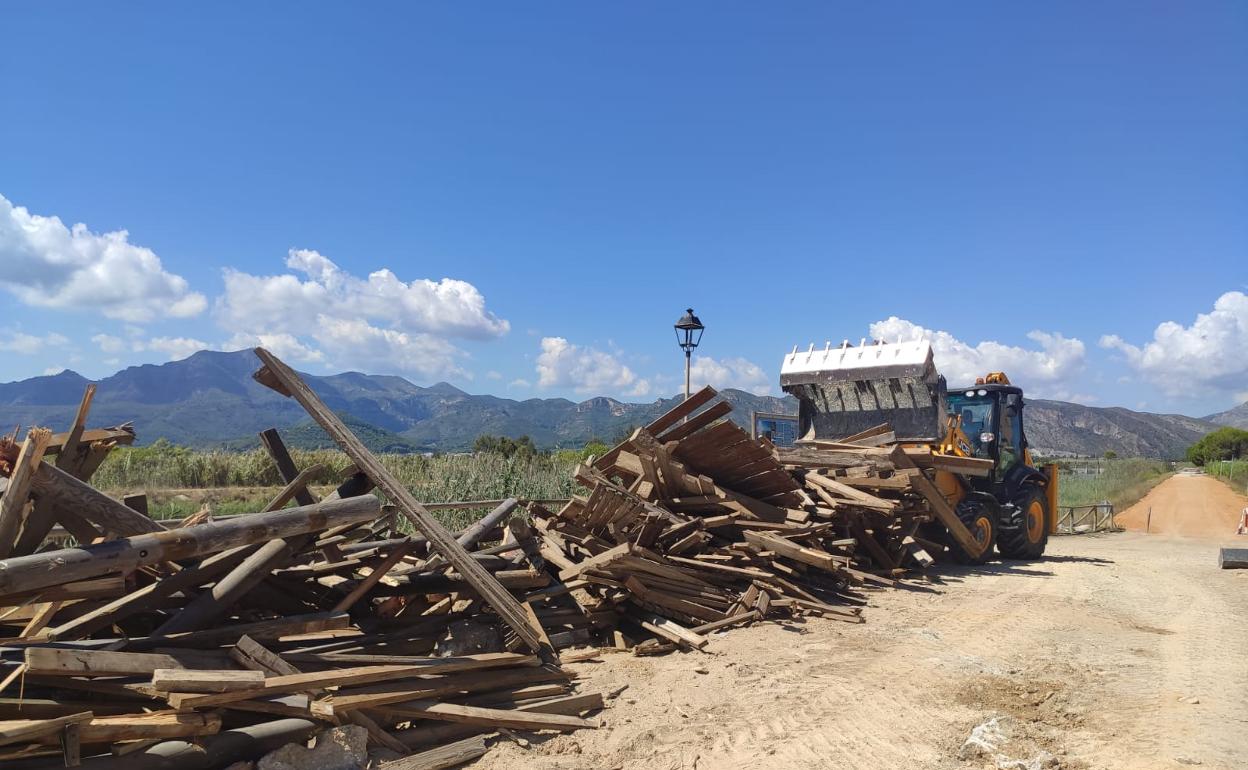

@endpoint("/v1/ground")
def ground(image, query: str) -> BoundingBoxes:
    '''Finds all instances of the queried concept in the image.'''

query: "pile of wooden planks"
[510,386,990,655]
[0,350,602,769]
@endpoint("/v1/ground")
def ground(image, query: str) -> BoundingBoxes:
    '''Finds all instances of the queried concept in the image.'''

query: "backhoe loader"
[780,338,1058,564]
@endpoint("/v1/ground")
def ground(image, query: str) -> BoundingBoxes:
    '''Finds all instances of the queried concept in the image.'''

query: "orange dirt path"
[1115,473,1248,538]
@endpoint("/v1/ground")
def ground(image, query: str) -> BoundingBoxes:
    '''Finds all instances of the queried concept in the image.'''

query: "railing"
[1055,501,1119,534]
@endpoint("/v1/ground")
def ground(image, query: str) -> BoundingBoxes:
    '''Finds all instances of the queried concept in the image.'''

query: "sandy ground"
[1116,473,1248,537]
[472,476,1248,770]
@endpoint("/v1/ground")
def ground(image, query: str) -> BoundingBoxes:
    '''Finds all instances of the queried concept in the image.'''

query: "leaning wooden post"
[251,347,557,664]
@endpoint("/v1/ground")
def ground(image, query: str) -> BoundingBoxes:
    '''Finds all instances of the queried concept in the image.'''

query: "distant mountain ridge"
[0,349,1232,458]
[1205,401,1248,430]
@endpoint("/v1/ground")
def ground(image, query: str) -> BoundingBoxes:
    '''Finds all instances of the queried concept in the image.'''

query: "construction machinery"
[780,338,1059,564]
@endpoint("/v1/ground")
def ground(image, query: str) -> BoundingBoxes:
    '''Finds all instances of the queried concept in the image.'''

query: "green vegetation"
[1052,457,1171,511]
[1185,426,1248,466]
[472,434,538,458]
[94,441,586,527]
[1206,458,1248,492]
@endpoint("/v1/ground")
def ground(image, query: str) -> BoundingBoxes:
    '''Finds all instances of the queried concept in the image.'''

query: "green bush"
[1186,427,1248,466]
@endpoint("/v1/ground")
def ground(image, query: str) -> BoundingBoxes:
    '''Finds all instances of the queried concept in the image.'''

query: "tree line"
[1186,426,1248,466]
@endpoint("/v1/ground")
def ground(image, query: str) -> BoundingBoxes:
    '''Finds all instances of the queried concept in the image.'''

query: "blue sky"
[1,3,1245,416]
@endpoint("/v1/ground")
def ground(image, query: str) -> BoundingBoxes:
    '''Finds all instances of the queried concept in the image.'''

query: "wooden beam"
[385,699,596,731]
[332,539,414,613]
[0,428,53,558]
[252,347,554,664]
[379,735,488,770]
[166,653,536,710]
[888,446,982,557]
[0,494,379,599]
[151,669,265,693]
[25,647,232,677]
[53,385,96,474]
[26,462,164,537]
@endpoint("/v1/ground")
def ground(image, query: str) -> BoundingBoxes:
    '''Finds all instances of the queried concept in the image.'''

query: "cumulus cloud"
[536,337,651,397]
[135,336,210,361]
[1100,291,1248,397]
[224,332,325,364]
[0,194,206,322]
[0,330,69,355]
[91,333,125,354]
[214,250,507,379]
[690,355,773,396]
[868,317,1087,398]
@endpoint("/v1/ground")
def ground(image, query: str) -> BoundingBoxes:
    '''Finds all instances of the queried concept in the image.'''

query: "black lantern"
[674,308,704,400]
[674,308,704,354]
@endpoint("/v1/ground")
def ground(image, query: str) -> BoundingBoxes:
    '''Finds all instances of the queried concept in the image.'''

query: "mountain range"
[0,349,1238,459]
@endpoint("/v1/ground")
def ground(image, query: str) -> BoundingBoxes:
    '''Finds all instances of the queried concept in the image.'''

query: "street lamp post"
[673,308,705,401]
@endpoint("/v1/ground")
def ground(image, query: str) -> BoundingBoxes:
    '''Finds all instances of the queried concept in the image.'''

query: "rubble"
[0,348,982,768]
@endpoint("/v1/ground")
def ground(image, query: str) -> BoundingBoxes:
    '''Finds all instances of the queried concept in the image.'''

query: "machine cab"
[946,384,1029,483]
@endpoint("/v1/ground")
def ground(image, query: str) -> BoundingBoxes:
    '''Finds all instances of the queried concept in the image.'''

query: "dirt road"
[474,527,1248,768]
[1116,472,1248,537]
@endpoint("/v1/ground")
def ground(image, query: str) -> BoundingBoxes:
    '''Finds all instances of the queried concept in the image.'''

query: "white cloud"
[690,355,773,396]
[0,193,206,322]
[0,330,69,355]
[135,336,210,361]
[868,317,1087,398]
[42,367,65,376]
[508,378,532,389]
[214,249,507,379]
[536,337,651,397]
[91,333,125,354]
[486,370,503,380]
[1100,291,1248,398]
[224,332,325,364]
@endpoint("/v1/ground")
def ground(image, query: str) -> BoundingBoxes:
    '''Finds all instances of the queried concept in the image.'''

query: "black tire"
[945,495,998,565]
[997,484,1049,560]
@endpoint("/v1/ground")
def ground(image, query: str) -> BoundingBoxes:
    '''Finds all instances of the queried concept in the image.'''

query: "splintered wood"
[0,354,976,769]
[0,351,601,769]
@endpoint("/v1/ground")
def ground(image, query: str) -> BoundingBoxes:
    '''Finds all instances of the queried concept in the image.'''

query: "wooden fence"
[1055,501,1119,534]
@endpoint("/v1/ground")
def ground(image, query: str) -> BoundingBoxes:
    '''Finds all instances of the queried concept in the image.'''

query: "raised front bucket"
[780,339,947,443]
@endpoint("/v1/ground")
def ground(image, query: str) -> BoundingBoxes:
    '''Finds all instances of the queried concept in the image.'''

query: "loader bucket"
[780,339,947,443]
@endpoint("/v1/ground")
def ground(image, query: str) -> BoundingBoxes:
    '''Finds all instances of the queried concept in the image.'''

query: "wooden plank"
[39,713,221,745]
[53,385,96,474]
[380,735,488,770]
[888,446,982,556]
[655,400,733,443]
[383,699,596,731]
[0,495,380,599]
[643,386,718,437]
[743,530,841,572]
[316,666,570,714]
[259,428,318,507]
[804,473,896,511]
[24,647,232,677]
[152,668,265,693]
[166,653,537,710]
[252,347,554,664]
[626,607,708,649]
[332,539,414,613]
[0,428,53,558]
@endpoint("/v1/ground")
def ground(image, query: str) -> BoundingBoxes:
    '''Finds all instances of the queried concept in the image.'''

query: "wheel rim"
[1026,500,1045,543]
[974,515,992,549]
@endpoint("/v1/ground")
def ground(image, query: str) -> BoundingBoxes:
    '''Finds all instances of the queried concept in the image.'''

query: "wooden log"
[252,347,555,664]
[27,461,164,537]
[46,546,254,641]
[0,495,380,598]
[152,669,265,693]
[0,428,53,558]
